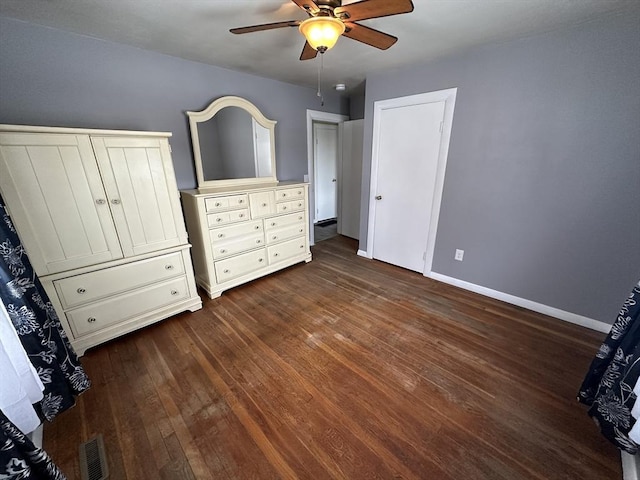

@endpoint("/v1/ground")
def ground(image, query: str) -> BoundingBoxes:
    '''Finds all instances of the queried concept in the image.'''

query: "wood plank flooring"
[44,236,621,479]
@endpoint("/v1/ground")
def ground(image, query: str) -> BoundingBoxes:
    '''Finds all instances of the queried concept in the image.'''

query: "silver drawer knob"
[220,249,227,254]
[87,317,96,323]
[215,202,222,207]
[239,214,244,218]
[171,289,179,296]
[298,203,302,207]
[239,199,244,204]
[271,222,276,226]
[282,206,287,210]
[95,199,106,205]
[77,288,86,294]
[272,236,277,240]
[224,269,230,274]
[297,191,302,195]
[111,198,121,205]
[256,239,261,244]
[218,233,224,238]
[300,245,304,249]
[299,229,303,233]
[216,218,222,222]
[254,226,260,230]
[262,203,267,207]
[274,253,279,257]
[282,193,286,197]
[258,258,263,263]
[165,264,174,270]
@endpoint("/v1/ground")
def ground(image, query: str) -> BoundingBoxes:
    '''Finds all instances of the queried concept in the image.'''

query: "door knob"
[375,195,382,200]
[332,179,337,182]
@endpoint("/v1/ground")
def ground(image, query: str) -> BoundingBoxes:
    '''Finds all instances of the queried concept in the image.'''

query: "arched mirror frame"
[187,96,278,189]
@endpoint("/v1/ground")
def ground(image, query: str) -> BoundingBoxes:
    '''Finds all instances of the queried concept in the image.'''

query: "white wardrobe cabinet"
[181,183,312,299]
[0,124,202,355]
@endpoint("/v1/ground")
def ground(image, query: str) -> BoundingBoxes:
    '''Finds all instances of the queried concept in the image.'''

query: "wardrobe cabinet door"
[91,136,187,257]
[0,133,123,275]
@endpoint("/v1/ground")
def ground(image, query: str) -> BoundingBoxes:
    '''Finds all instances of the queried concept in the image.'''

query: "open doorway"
[313,121,339,242]
[306,110,348,245]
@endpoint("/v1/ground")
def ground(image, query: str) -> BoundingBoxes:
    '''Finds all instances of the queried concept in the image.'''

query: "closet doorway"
[366,88,457,275]
[314,122,339,224]
[306,110,348,245]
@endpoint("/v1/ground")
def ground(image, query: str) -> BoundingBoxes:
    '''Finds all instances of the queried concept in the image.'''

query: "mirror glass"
[188,96,277,189]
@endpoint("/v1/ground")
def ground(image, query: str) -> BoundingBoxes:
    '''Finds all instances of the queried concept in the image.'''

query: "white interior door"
[339,120,363,239]
[313,122,338,223]
[372,101,446,272]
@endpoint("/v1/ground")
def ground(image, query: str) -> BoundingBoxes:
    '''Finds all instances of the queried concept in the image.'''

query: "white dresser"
[181,182,312,298]
[0,124,202,355]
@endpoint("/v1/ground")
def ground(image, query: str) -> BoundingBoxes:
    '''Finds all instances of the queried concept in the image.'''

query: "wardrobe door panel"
[0,133,123,274]
[92,136,185,257]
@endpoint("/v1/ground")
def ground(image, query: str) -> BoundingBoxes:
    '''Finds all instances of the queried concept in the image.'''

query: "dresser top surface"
[181,181,308,197]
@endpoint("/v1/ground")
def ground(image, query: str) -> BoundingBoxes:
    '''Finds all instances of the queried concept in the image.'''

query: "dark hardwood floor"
[44,236,621,479]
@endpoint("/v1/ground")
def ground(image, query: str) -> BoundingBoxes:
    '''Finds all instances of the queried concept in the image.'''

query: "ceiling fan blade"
[300,41,318,61]
[291,0,320,15]
[230,20,300,34]
[342,22,397,50]
[335,0,414,22]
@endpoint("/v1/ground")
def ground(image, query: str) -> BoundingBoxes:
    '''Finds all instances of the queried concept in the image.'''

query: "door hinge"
[168,143,172,153]
[439,122,444,133]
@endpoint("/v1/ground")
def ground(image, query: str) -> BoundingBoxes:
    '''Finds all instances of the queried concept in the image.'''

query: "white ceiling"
[1,0,636,93]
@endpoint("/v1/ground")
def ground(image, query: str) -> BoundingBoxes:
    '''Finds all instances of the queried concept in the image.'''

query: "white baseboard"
[357,249,369,258]
[622,452,639,480]
[427,271,611,334]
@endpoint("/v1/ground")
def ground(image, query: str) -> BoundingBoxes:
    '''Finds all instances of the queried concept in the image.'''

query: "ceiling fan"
[230,0,415,60]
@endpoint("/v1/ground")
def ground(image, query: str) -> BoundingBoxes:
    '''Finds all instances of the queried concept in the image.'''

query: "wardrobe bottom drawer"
[66,276,189,337]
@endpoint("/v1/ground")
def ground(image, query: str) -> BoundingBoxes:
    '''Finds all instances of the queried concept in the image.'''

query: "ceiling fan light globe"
[299,16,345,51]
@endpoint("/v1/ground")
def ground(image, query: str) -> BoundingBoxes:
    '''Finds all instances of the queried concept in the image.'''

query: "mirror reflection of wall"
[196,106,273,181]
[253,119,271,177]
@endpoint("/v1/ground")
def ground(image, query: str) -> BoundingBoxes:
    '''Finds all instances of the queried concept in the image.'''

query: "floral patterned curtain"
[0,194,91,421]
[578,280,640,453]
[1,193,90,478]
[0,411,66,480]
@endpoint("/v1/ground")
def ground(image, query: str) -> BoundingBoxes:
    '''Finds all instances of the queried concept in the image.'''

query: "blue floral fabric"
[0,411,66,480]
[578,280,640,453]
[0,194,90,422]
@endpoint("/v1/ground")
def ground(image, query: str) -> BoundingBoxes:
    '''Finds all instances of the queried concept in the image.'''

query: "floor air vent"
[79,434,109,480]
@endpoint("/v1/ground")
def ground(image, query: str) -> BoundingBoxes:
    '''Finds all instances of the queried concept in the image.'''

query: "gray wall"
[360,10,640,324]
[0,17,348,189]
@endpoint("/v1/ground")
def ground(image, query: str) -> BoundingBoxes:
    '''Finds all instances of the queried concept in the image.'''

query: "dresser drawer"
[210,220,263,243]
[276,187,305,202]
[265,212,305,231]
[267,237,307,264]
[266,224,306,245]
[205,194,248,212]
[207,208,250,227]
[276,199,305,214]
[54,252,185,309]
[212,234,264,259]
[249,191,276,218]
[214,249,267,283]
[67,276,189,337]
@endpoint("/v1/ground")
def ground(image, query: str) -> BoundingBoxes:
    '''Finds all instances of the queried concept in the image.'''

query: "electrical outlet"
[454,249,464,261]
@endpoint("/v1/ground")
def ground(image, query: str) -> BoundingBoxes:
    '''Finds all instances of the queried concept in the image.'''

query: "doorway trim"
[365,87,457,276]
[306,109,349,245]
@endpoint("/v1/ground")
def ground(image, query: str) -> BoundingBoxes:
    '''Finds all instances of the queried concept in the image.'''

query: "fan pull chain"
[317,53,324,107]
